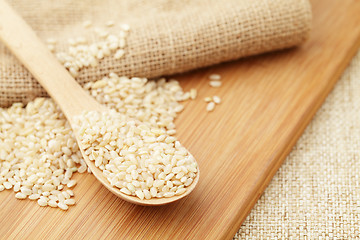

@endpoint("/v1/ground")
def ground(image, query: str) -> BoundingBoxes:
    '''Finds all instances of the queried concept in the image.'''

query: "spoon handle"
[0,0,100,119]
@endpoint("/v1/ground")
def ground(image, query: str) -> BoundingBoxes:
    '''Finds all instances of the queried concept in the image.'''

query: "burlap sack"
[0,0,312,107]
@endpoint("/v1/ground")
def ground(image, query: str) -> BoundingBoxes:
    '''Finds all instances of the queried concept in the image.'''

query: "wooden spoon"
[0,0,199,206]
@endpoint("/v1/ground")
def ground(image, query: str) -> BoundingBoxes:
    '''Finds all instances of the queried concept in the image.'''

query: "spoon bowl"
[0,0,199,205]
[77,139,200,206]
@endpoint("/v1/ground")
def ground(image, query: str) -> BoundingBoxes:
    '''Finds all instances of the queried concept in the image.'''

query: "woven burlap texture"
[0,0,311,107]
[234,49,360,239]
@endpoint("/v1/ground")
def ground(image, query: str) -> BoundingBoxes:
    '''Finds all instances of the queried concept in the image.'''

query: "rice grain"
[206,102,215,112]
[74,109,198,200]
[209,81,222,88]
[209,74,221,81]
[1,73,196,205]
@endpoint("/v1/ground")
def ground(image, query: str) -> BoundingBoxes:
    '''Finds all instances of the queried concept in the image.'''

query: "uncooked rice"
[213,96,221,104]
[0,98,80,210]
[49,21,129,78]
[206,102,215,112]
[204,97,212,102]
[209,74,221,81]
[74,110,198,200]
[190,89,197,100]
[209,81,222,88]
[0,74,196,208]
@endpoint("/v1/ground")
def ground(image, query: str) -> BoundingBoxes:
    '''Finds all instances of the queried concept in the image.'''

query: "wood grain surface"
[1,0,360,239]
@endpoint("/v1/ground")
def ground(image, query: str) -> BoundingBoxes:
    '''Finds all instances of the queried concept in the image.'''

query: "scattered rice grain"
[206,102,215,112]
[204,97,212,102]
[67,180,77,188]
[48,200,58,208]
[209,74,221,81]
[15,192,27,199]
[213,96,221,104]
[190,88,197,100]
[37,199,48,207]
[209,81,222,88]
[58,202,69,210]
[64,199,76,205]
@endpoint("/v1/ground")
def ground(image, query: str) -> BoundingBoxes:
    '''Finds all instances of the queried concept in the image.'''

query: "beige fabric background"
[0,0,311,107]
[234,49,360,239]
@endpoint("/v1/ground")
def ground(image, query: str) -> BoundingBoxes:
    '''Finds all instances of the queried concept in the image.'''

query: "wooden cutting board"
[1,0,359,239]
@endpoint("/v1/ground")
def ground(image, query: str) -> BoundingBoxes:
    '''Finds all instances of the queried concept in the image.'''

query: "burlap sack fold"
[0,0,312,107]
